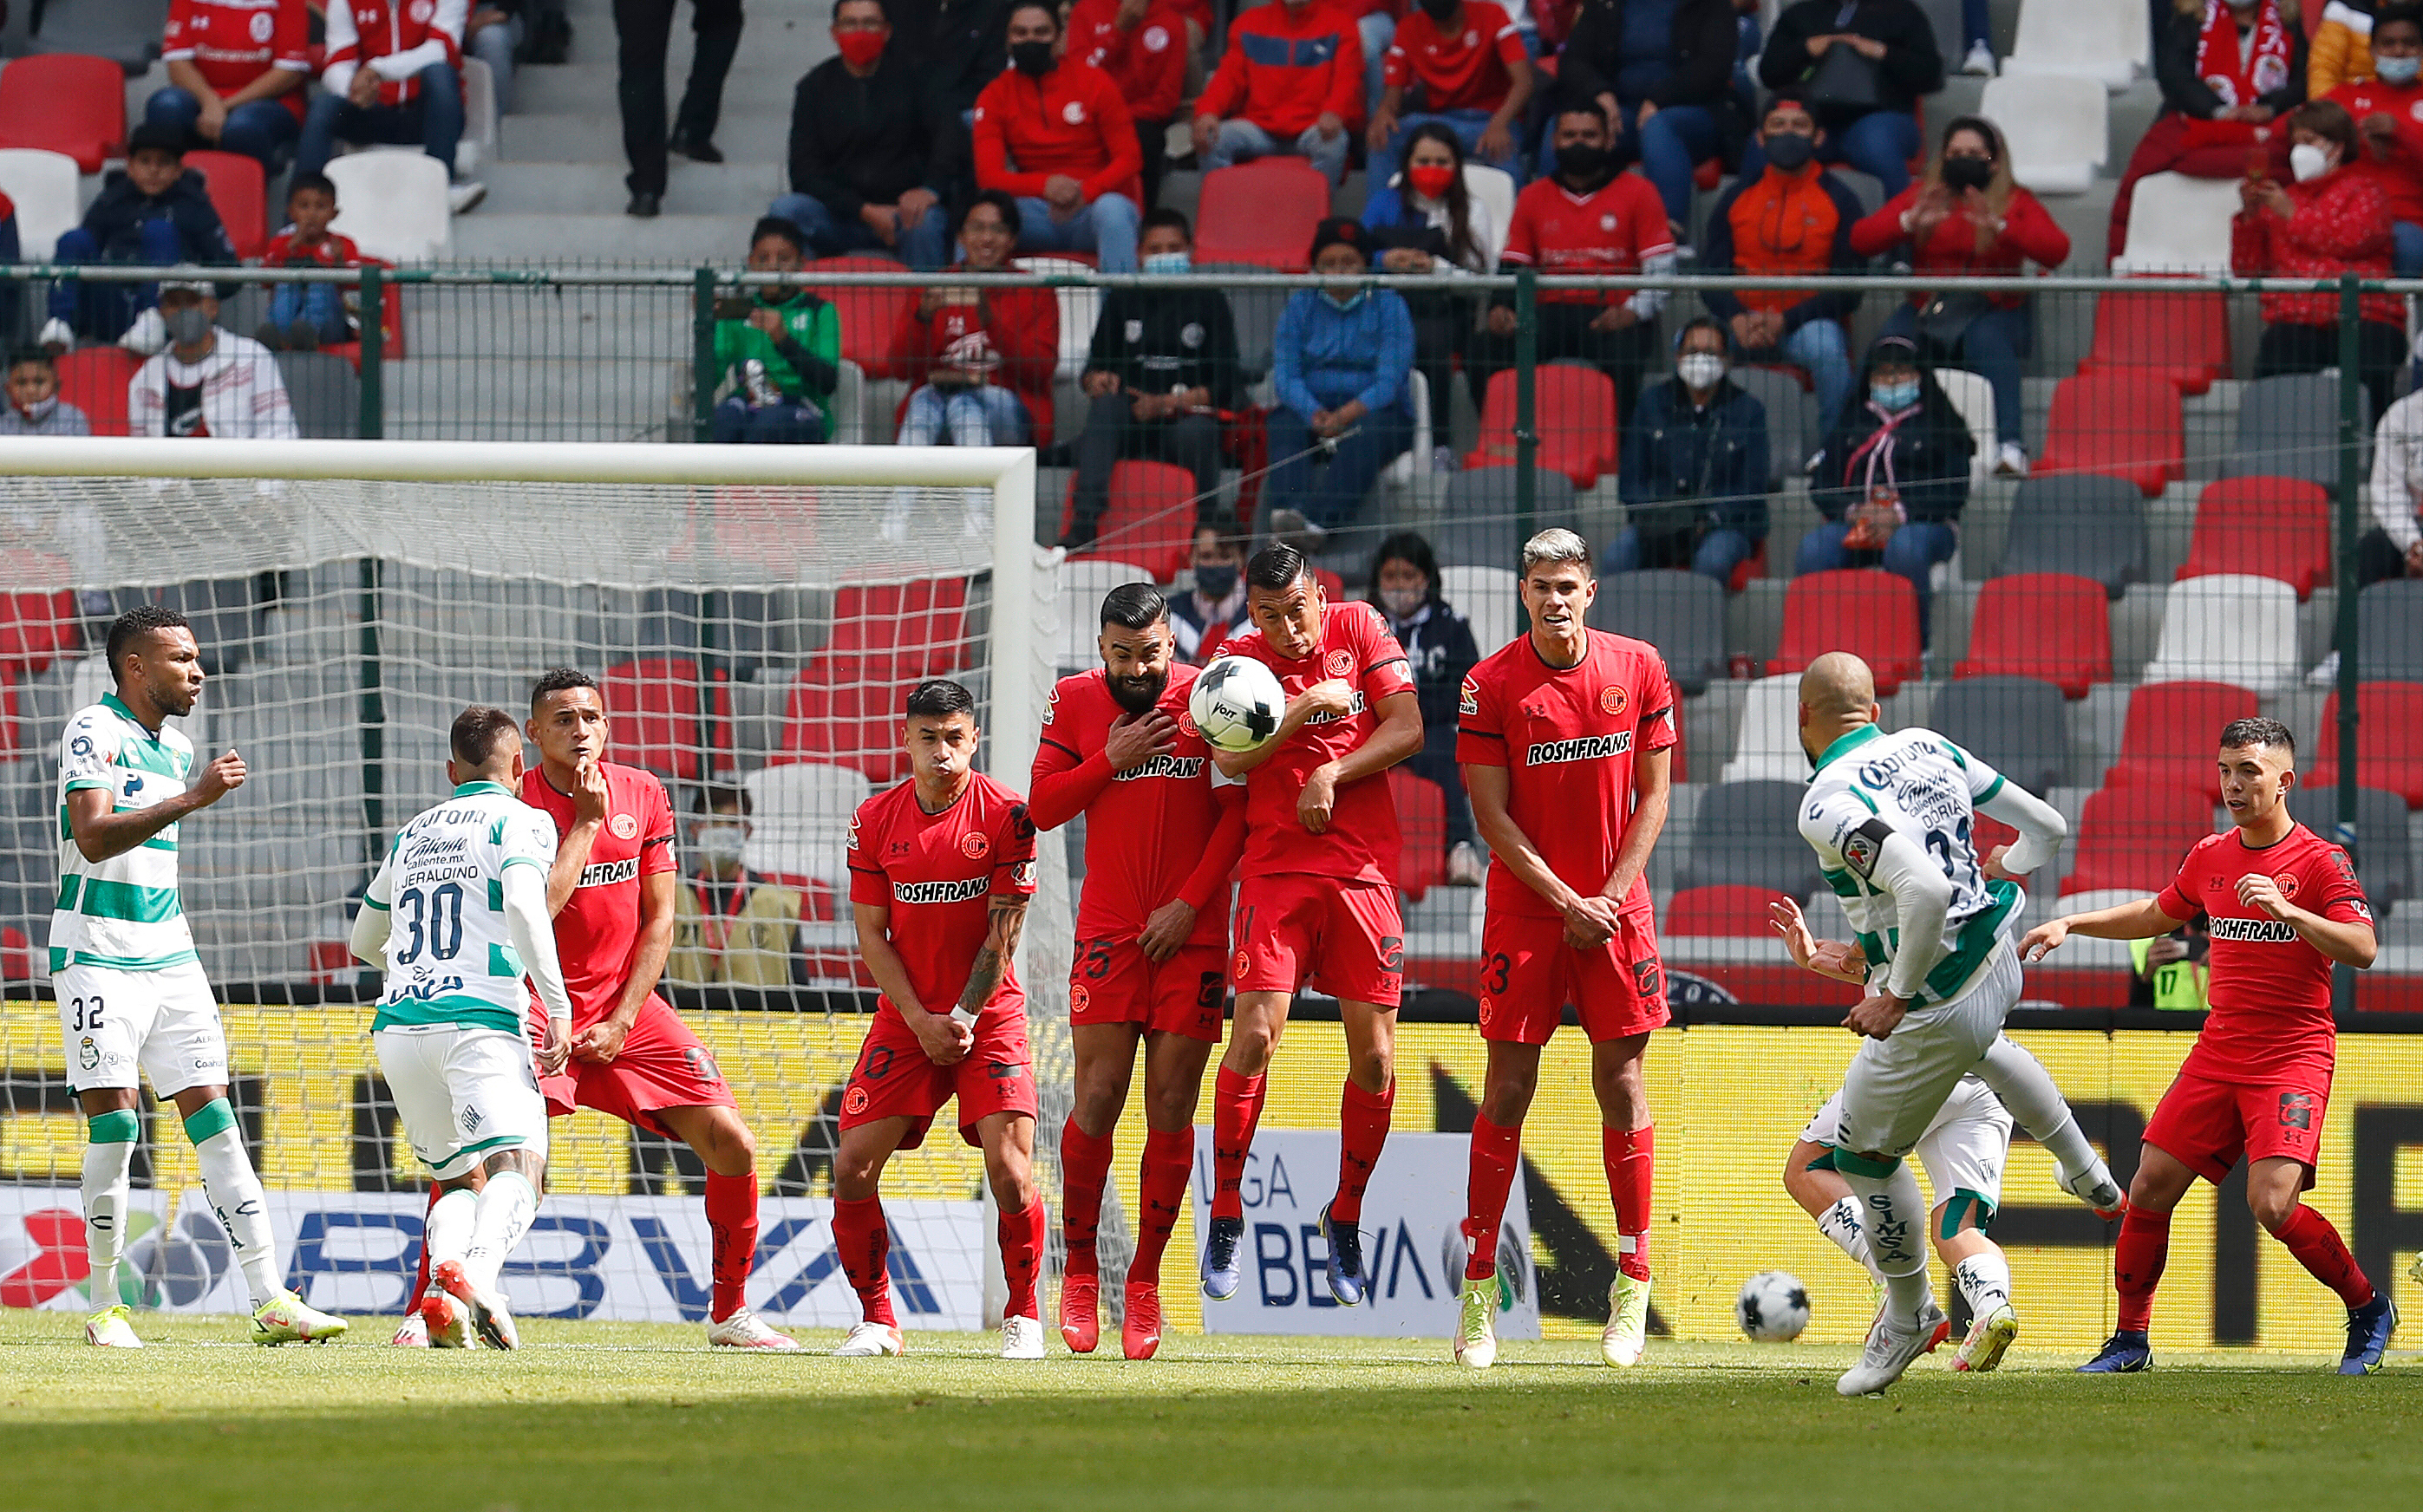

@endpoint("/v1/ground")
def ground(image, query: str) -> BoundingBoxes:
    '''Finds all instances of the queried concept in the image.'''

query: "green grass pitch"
[7,1316,2423,1511]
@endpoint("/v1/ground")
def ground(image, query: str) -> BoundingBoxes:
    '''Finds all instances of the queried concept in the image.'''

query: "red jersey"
[1383,0,1523,113]
[1456,629,1677,920]
[1029,663,1247,946]
[323,0,466,108]
[162,0,311,121]
[2330,78,2423,223]
[1500,172,1675,305]
[261,229,363,269]
[1068,0,1191,125]
[846,771,1039,1022]
[972,61,1145,205]
[1215,600,1416,885]
[520,762,679,1025]
[2156,823,2374,1088]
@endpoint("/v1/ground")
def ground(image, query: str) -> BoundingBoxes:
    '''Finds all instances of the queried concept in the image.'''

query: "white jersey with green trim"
[364,782,559,1035]
[50,694,199,974]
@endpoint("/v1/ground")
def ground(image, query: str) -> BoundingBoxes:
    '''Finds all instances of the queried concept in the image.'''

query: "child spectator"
[256,174,364,351]
[0,352,90,437]
[973,1,1146,272]
[147,0,312,173]
[41,124,241,349]
[1266,218,1416,538]
[712,218,840,445]
[1366,0,1533,173]
[1192,0,1364,186]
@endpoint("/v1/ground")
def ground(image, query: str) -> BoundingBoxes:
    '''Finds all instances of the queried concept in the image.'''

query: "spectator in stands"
[0,352,90,437]
[1362,123,1495,449]
[1265,218,1416,537]
[1368,531,1484,886]
[1063,209,1238,548]
[1191,0,1364,186]
[1170,521,1251,661]
[611,0,742,218]
[1608,316,1769,583]
[974,1,1145,271]
[2233,99,2405,419]
[1799,332,1970,639]
[666,785,802,988]
[1068,0,1191,208]
[2325,4,2423,272]
[712,218,840,445]
[255,174,364,351]
[2361,374,2423,583]
[1553,0,1749,238]
[2130,914,2210,1009]
[892,0,1013,128]
[1699,92,1865,438]
[771,0,955,270]
[1855,114,2065,478]
[1366,0,1533,173]
[2309,0,2379,96]
[2107,0,2306,264]
[298,0,487,214]
[1473,104,1674,420]
[1748,0,1943,200]
[41,125,241,350]
[891,191,1057,451]
[464,0,526,115]
[129,277,301,440]
[147,0,312,173]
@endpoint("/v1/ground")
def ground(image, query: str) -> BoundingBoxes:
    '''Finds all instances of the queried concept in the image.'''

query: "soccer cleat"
[708,1307,801,1351]
[251,1289,349,1346]
[1837,1302,1947,1396]
[433,1260,516,1351]
[1059,1273,1100,1354]
[1000,1313,1047,1360]
[84,1304,142,1349]
[2059,1163,2127,1221]
[1201,1215,1244,1300]
[2076,1329,2152,1373]
[833,1321,905,1357]
[1955,1302,2021,1372]
[1122,1280,1163,1360]
[1319,1203,1368,1307]
[1454,1277,1499,1369]
[1602,1273,1651,1366]
[2340,1295,2397,1375]
[389,1311,431,1348]
[420,1290,472,1348]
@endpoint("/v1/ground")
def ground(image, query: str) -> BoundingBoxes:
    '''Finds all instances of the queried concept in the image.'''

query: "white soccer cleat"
[1838,1301,1949,1396]
[1956,1302,2021,1372]
[1602,1273,1650,1366]
[1453,1277,1499,1369]
[1000,1313,1048,1360]
[433,1260,517,1351]
[2060,1163,2126,1221]
[251,1289,349,1346]
[85,1304,142,1348]
[419,1289,472,1349]
[833,1320,905,1357]
[708,1306,801,1351]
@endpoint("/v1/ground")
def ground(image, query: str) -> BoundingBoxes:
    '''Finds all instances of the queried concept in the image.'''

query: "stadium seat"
[2140,573,2302,695]
[1727,364,1817,486]
[1678,779,1822,900]
[1981,74,2107,192]
[2357,580,2423,683]
[802,256,920,381]
[1663,883,1788,937]
[1059,460,1195,582]
[2033,372,2182,498]
[186,150,267,260]
[826,575,970,675]
[2002,0,2145,88]
[2221,372,2362,489]
[1590,568,1727,696]
[2061,785,2216,897]
[741,760,872,890]
[1054,557,1150,668]
[326,149,452,263]
[0,565,75,679]
[0,147,79,261]
[1194,159,1330,270]
[2176,476,2331,600]
[1012,254,1102,384]
[315,257,407,370]
[2103,680,2259,801]
[0,55,124,173]
[277,351,362,439]
[779,653,932,783]
[2309,683,2423,809]
[2110,172,2240,274]
[1994,473,2146,597]
[604,657,728,782]
[1388,767,1447,901]
[1927,675,2071,796]
[155,578,259,675]
[1433,471,1579,570]
[2079,289,2230,396]
[1192,261,1287,382]
[1717,674,1806,784]
[1440,564,1518,655]
[1462,164,1515,268]
[1466,365,1617,486]
[54,347,135,437]
[2286,784,2413,909]
[1953,572,2111,697]
[1,925,28,981]
[1766,569,1921,696]
[1930,367,1995,486]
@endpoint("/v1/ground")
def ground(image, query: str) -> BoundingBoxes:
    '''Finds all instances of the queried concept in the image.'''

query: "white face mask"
[1676,352,1727,390]
[2290,142,2333,181]
[696,823,745,866]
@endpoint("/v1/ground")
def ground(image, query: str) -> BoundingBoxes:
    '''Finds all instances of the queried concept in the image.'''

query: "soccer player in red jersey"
[1200,544,1423,1307]
[1029,583,1247,1359]
[2025,717,2393,1374]
[1448,529,1675,1370]
[835,678,1047,1359]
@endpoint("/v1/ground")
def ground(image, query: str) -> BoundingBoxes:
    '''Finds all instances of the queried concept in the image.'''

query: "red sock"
[1462,1114,1523,1281]
[408,1182,440,1309]
[999,1197,1048,1320]
[1331,1078,1395,1224]
[833,1194,896,1328]
[2114,1206,2170,1334]
[2276,1204,2375,1310]
[1058,1118,1114,1279]
[704,1171,759,1323]
[1129,1127,1194,1286]
[1211,1066,1266,1222]
[1603,1124,1654,1282]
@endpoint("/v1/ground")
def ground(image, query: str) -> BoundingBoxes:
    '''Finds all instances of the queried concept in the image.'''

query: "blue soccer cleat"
[2340,1294,2397,1375]
[2077,1330,2152,1373]
[1320,1203,1368,1307]
[1201,1215,1244,1300]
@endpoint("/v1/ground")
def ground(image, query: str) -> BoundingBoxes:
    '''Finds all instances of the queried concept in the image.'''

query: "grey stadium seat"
[1433,470,1580,570]
[276,351,362,439]
[2356,580,2423,684]
[1928,675,2072,796]
[1727,365,1818,485]
[2287,785,2412,910]
[1995,473,2147,597]
[1588,568,1727,695]
[1678,779,1824,899]
[2220,372,2369,488]
[1193,264,1286,384]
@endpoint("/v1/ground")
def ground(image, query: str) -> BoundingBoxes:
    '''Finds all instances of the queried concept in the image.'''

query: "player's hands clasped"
[1843,990,1906,1040]
[2019,919,2069,961]
[1561,894,1619,948]
[571,1016,629,1064]
[191,748,246,805]
[1136,898,1197,962]
[910,1007,974,1066]
[1297,763,1339,832]
[1104,710,1179,772]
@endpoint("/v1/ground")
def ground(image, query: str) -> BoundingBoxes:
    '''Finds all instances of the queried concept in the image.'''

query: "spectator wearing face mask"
[974,0,1146,271]
[770,0,958,271]
[129,277,299,440]
[1366,0,1534,174]
[0,351,90,437]
[1748,0,1943,199]
[1266,217,1418,538]
[1362,123,1496,446]
[1368,531,1484,887]
[1607,317,1769,586]
[666,785,804,988]
[2325,3,2423,273]
[1170,523,1251,661]
[2107,0,2306,265]
[1551,0,1750,238]
[1799,333,1971,642]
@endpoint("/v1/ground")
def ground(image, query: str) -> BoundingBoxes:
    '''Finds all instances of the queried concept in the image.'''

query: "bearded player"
[1030,583,1246,1359]
[1448,530,1674,1371]
[2026,718,2394,1375]
[834,679,1047,1359]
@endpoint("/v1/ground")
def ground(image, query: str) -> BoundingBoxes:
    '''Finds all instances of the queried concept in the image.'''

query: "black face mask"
[1193,563,1238,601]
[1557,142,1609,184]
[1943,155,1993,192]
[1762,129,1815,173]
[1010,39,1054,75]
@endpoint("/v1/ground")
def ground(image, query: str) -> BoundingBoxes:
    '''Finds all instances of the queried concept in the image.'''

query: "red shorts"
[1069,936,1228,1042]
[532,994,737,1138]
[1231,875,1403,1008]
[1476,908,1670,1045]
[838,1001,1039,1150]
[2144,1067,2330,1186]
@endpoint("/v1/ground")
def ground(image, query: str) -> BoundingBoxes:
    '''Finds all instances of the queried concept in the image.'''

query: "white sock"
[1955,1252,2013,1319]
[194,1127,281,1307]
[1974,1037,2101,1180]
[1837,1158,1935,1325]
[425,1188,477,1270]
[1814,1195,1882,1281]
[462,1171,538,1294]
[81,1138,134,1307]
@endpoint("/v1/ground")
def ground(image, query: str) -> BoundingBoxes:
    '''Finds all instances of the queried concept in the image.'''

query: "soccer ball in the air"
[1735,1271,1811,1342]
[1190,655,1287,753]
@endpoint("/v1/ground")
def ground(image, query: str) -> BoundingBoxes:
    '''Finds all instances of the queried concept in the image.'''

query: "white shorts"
[1833,938,2021,1159]
[56,961,227,1097]
[373,1024,549,1181]
[1804,1075,2014,1218]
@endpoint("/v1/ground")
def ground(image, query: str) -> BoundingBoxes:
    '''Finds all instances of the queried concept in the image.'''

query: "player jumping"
[2026,717,2394,1376]
[353,707,577,1350]
[1201,544,1422,1307]
[62,606,348,1347]
[1030,584,1246,1359]
[836,679,1046,1359]
[1450,530,1676,1370]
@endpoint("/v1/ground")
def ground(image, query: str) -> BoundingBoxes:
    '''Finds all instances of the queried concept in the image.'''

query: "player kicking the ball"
[836,680,1046,1359]
[61,607,347,1348]
[1450,531,1676,1370]
[2026,718,2394,1376]
[1201,544,1423,1307]
[352,707,577,1349]
[1030,584,1246,1359]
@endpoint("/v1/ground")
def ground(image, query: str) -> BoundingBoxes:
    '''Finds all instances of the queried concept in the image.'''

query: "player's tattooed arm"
[957,894,1031,1015]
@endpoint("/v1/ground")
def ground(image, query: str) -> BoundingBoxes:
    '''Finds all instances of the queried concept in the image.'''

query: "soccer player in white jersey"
[1792,651,2120,1394]
[350,707,576,1350]
[59,606,347,1347]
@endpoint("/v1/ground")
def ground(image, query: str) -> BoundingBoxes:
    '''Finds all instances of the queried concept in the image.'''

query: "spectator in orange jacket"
[1191,0,1363,186]
[2326,3,2423,271]
[2309,0,2380,96]
[974,1,1145,270]
[1069,0,1191,206]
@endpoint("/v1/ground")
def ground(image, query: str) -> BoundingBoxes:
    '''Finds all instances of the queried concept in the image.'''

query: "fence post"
[356,557,386,860]
[693,267,717,443]
[2334,270,2362,1013]
[356,265,383,440]
[1514,265,1537,538]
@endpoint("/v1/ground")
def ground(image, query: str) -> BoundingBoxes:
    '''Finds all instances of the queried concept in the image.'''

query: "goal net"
[0,437,1084,1334]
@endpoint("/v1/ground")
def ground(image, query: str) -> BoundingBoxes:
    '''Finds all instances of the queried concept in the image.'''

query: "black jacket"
[1758,0,1945,126]
[1082,285,1244,408]
[1619,375,1771,537]
[787,52,965,214]
[1383,600,1479,733]
[79,167,238,267]
[1561,0,1749,162]
[889,0,1013,119]
[1809,378,1973,525]
[2154,3,2307,120]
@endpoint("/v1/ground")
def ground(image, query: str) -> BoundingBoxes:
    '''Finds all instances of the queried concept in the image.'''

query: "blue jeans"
[467,13,523,114]
[767,191,947,270]
[145,87,300,172]
[1603,525,1757,584]
[1359,12,1394,142]
[1010,192,1140,272]
[1636,103,1724,227]
[49,218,181,339]
[1206,119,1349,186]
[1794,517,1958,642]
[1736,108,1919,199]
[899,383,1031,446]
[1383,107,1517,175]
[1962,0,1991,49]
[1264,403,1414,531]
[2396,219,2423,277]
[267,279,348,336]
[1882,299,2029,446]
[293,62,466,182]
[712,395,825,443]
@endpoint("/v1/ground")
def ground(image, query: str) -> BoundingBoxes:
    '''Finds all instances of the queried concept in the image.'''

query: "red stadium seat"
[779,653,933,783]
[1,925,29,981]
[2102,680,2260,802]
[1766,569,1921,696]
[0,55,125,173]
[1194,160,1330,270]
[1953,573,2110,698]
[2033,372,2182,499]
[604,658,729,782]
[2078,288,2230,396]
[826,575,970,675]
[186,150,266,260]
[2061,785,2215,897]
[804,256,920,379]
[2309,682,2423,808]
[700,487,820,576]
[1662,884,1787,937]
[1387,767,1447,901]
[0,575,77,676]
[1060,459,1196,582]
[2178,476,2332,600]
[317,258,409,368]
[1466,365,1617,486]
[56,347,137,437]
